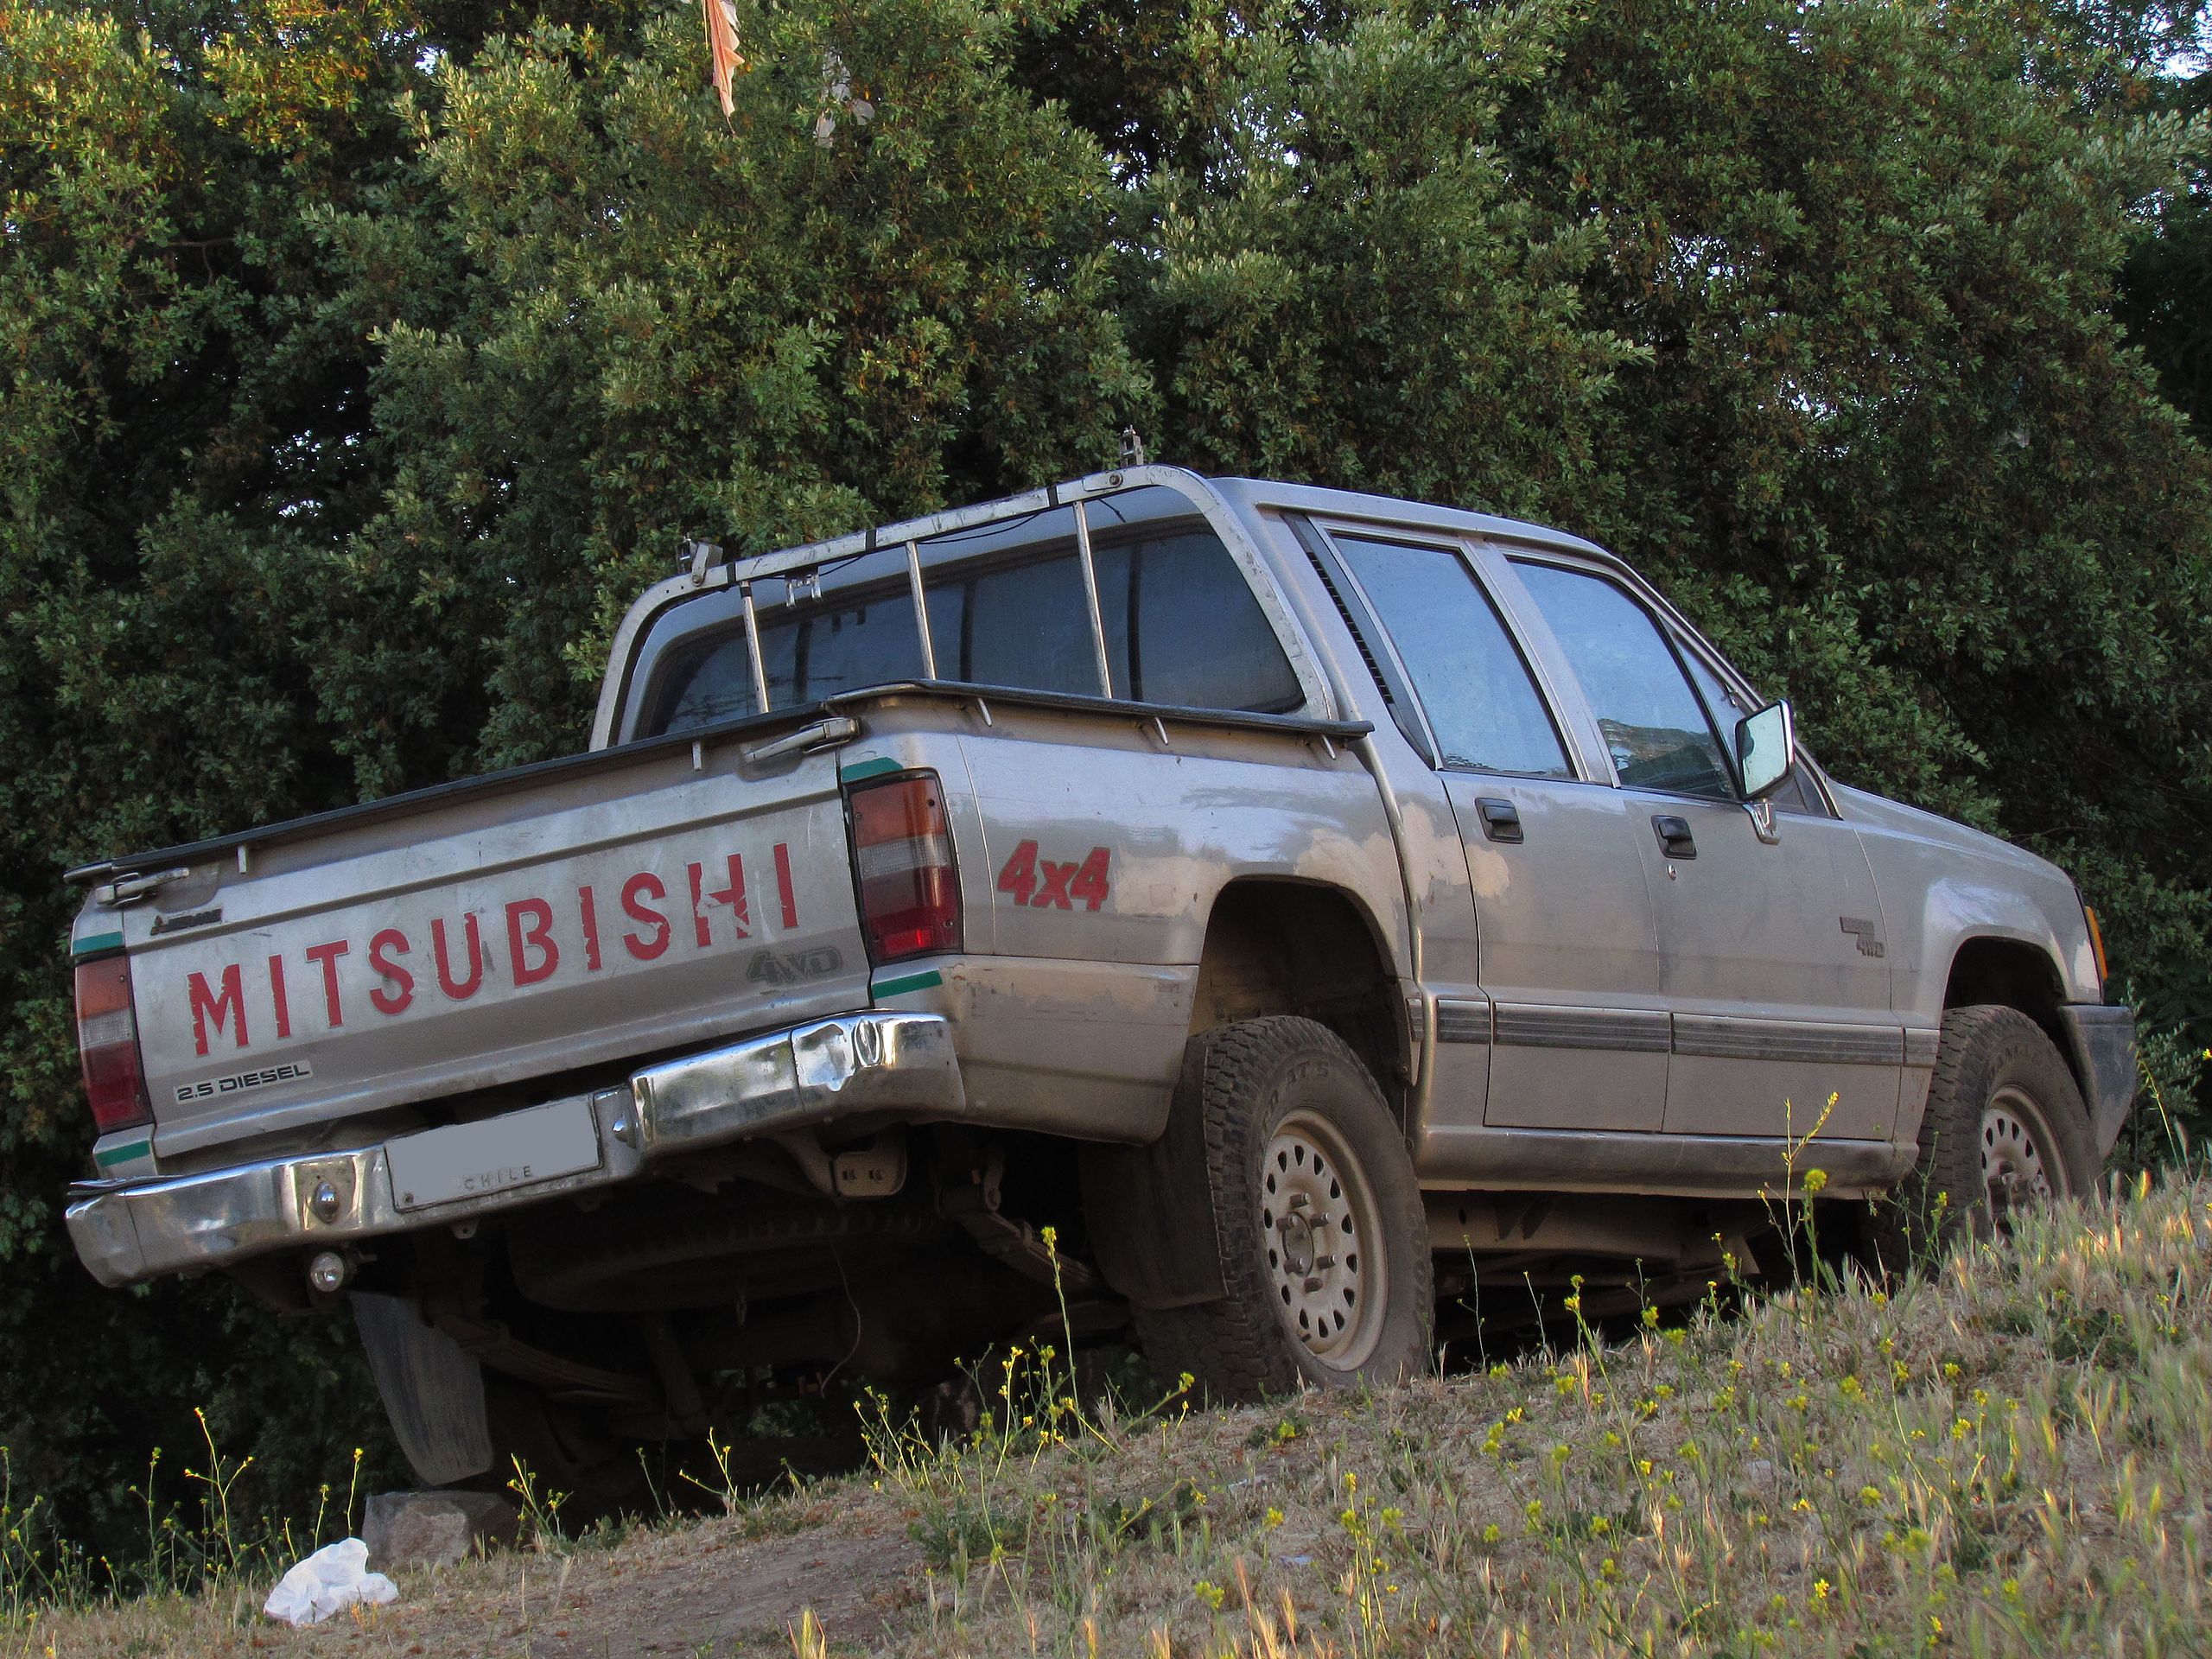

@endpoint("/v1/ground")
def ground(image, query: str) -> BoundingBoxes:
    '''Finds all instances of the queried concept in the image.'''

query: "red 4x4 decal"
[996,841,1111,912]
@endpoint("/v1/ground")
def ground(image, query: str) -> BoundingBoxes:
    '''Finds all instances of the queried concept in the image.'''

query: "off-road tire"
[1864,1004,2096,1274]
[1131,1017,1430,1402]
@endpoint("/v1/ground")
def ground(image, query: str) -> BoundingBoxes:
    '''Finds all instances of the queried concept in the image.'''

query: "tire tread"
[1866,1003,2094,1274]
[1133,1016,1429,1402]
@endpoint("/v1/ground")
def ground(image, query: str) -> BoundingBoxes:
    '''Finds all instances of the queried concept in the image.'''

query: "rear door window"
[1333,535,1572,777]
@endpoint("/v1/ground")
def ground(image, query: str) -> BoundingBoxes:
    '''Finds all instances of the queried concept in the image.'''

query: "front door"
[1504,558,1900,1143]
[1323,531,1669,1135]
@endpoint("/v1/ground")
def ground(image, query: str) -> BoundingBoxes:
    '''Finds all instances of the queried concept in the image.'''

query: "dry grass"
[10,1173,2211,1656]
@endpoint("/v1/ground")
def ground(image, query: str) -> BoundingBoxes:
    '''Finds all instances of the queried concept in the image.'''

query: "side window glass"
[1334,536,1571,778]
[1115,532,1303,712]
[1680,642,1824,817]
[642,519,1300,736]
[1681,647,1750,726]
[1511,563,1736,801]
[957,552,1100,696]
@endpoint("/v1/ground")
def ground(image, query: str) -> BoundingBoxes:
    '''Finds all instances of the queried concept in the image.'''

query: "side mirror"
[1735,699,1797,800]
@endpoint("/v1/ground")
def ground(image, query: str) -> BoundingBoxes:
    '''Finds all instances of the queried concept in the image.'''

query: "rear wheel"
[1866,1004,2096,1272]
[1132,1017,1430,1401]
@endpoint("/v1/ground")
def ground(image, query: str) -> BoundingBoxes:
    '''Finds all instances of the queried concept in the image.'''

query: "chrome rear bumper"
[66,1012,964,1288]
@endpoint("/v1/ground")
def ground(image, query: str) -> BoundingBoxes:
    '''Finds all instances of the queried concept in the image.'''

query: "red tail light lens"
[74,954,152,1135]
[848,772,962,964]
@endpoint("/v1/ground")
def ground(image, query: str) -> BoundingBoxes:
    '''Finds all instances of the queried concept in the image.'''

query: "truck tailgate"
[99,745,869,1159]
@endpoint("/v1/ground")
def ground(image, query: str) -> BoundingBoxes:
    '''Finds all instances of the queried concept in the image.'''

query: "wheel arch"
[1081,879,1408,1315]
[1942,933,2079,1092]
[1189,877,1410,1122]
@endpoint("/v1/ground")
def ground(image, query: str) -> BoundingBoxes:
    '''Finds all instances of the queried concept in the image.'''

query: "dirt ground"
[16,1487,926,1659]
[22,1179,2212,1658]
[518,1499,920,1658]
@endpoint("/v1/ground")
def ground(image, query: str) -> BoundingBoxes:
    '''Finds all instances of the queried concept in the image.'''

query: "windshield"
[631,487,1304,739]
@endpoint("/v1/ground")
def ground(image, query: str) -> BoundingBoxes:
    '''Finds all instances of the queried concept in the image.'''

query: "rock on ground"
[364,1490,522,1572]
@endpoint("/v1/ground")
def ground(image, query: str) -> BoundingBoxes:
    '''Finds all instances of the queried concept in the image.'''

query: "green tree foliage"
[350,0,1146,766]
[1103,0,2212,1030]
[0,0,1140,1548]
[2,0,2208,1554]
[1120,1,1640,516]
[1504,0,2212,1035]
[0,0,452,1547]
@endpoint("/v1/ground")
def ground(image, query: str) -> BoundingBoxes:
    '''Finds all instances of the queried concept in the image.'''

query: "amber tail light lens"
[74,954,153,1135]
[848,772,962,964]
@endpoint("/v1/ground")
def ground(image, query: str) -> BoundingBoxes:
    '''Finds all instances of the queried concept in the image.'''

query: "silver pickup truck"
[62,466,2134,1489]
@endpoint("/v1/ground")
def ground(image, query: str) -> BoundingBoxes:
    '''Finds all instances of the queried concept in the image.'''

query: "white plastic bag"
[263,1537,399,1627]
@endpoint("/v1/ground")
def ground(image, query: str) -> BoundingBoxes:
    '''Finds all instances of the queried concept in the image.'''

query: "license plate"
[385,1097,601,1211]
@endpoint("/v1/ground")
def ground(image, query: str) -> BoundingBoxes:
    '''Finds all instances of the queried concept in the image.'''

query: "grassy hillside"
[11,1174,2209,1656]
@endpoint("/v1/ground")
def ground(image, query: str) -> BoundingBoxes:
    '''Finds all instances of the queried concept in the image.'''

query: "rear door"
[1319,530,1669,1134]
[1501,557,1900,1142]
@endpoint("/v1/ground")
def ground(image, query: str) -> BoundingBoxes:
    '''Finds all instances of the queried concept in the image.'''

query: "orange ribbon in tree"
[701,0,746,118]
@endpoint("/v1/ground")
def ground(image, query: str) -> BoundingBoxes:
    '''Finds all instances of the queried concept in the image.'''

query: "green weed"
[11,1175,2212,1659]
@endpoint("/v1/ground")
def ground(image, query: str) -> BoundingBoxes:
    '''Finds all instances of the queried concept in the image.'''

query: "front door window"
[1510,563,1735,801]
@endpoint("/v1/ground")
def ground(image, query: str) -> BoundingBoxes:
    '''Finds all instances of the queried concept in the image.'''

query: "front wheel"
[1865,1004,2096,1272]
[1132,1017,1431,1402]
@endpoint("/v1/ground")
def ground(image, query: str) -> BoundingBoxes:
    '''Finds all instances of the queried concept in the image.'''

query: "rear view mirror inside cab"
[1735,700,1797,799]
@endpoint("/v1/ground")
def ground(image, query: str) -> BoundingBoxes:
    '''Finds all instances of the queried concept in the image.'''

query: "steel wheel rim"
[1982,1085,2062,1221]
[1258,1109,1387,1367]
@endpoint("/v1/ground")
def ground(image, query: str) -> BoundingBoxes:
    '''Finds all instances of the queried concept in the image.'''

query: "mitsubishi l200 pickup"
[60,467,2136,1490]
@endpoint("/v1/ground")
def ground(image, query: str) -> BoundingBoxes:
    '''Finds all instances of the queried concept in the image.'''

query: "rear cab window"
[631,487,1305,739]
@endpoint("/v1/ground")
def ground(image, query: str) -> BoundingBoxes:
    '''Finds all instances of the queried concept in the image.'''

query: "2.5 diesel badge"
[174,1061,314,1103]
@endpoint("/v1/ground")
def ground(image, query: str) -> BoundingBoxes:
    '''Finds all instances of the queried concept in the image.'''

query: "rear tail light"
[74,954,153,1135]
[848,772,962,964]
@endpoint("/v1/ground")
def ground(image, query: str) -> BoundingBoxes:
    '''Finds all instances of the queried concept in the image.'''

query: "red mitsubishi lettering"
[303,940,349,1028]
[687,855,750,948]
[267,954,291,1039]
[505,898,559,986]
[368,928,415,1015]
[578,886,603,971]
[774,842,798,929]
[188,965,248,1057]
[432,913,484,1000]
[621,873,670,960]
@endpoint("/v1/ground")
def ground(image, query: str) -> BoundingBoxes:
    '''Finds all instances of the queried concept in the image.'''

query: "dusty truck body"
[63,467,2135,1487]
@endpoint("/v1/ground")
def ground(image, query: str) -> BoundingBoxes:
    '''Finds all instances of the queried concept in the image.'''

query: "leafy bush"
[1,0,2207,1559]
